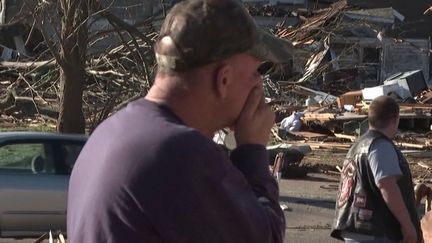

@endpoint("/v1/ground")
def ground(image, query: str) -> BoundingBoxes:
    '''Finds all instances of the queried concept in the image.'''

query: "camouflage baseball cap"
[154,0,291,70]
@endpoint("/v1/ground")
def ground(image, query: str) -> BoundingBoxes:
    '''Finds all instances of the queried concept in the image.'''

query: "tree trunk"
[56,0,88,134]
[56,63,85,133]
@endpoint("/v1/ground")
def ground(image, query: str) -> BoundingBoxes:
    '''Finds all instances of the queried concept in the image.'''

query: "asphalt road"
[279,173,340,243]
[1,173,341,243]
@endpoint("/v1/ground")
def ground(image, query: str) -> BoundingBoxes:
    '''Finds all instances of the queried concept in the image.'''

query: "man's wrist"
[231,144,269,177]
[400,221,414,229]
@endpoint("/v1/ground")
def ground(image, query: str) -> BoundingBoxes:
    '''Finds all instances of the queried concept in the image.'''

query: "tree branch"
[22,0,63,66]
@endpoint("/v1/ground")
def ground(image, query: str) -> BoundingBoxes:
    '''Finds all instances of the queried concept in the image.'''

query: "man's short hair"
[368,96,399,129]
[154,0,293,71]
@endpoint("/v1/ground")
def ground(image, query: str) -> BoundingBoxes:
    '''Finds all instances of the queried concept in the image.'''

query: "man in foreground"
[67,0,289,242]
[331,96,421,242]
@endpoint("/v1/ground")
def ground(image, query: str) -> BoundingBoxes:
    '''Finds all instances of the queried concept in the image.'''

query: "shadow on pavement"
[280,196,336,210]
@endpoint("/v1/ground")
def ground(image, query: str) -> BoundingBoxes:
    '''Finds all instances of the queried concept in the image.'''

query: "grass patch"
[0,143,44,168]
[0,120,56,132]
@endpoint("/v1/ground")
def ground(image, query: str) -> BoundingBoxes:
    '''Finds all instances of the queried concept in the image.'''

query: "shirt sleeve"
[140,133,285,243]
[368,139,403,185]
[231,144,286,243]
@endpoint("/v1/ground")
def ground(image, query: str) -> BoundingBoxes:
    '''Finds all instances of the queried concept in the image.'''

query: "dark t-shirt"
[67,99,285,243]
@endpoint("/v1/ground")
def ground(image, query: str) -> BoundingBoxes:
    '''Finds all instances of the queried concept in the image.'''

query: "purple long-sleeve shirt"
[67,98,285,243]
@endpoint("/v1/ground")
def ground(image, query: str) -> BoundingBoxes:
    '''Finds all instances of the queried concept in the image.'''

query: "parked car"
[0,132,87,238]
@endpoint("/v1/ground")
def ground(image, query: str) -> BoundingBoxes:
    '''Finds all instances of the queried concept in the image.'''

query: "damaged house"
[270,1,430,95]
[245,0,432,136]
[242,1,430,99]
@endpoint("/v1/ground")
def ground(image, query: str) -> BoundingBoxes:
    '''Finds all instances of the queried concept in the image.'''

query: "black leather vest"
[331,130,421,241]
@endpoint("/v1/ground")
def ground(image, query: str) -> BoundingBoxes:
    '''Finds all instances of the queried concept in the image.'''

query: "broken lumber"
[334,133,356,142]
[418,162,432,170]
[290,131,329,139]
[402,150,432,157]
[307,142,352,150]
[396,142,429,149]
[303,113,336,122]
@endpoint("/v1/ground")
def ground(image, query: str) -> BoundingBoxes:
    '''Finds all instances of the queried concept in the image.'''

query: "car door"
[0,140,83,237]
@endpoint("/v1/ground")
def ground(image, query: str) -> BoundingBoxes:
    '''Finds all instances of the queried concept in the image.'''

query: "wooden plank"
[399,113,432,119]
[395,142,429,149]
[308,106,326,113]
[307,142,352,149]
[290,131,329,139]
[303,113,336,122]
[400,103,432,108]
[334,133,356,142]
[403,150,432,157]
[333,114,368,121]
[418,162,432,170]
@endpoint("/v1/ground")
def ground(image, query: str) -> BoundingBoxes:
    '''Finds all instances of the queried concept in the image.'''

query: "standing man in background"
[331,96,421,243]
[67,0,291,242]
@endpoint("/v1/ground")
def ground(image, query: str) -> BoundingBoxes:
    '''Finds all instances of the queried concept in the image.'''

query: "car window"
[0,143,55,174]
[55,144,83,175]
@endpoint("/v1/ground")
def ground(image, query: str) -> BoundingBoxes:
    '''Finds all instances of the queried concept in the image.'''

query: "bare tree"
[16,0,160,133]
[25,0,91,133]
[55,0,90,133]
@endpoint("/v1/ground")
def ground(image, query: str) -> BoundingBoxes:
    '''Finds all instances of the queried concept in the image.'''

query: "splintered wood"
[303,113,336,122]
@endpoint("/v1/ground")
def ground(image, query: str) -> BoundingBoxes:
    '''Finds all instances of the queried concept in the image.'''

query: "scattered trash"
[279,202,291,211]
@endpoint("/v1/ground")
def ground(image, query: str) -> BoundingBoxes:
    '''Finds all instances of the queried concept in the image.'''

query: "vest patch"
[338,159,356,208]
[354,193,367,208]
[358,208,373,221]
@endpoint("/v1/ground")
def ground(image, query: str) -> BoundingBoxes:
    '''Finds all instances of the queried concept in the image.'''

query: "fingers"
[234,85,274,146]
[240,86,263,119]
[402,235,417,243]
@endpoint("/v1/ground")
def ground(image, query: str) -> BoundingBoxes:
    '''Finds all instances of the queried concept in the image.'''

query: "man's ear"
[214,64,234,99]
[394,114,400,125]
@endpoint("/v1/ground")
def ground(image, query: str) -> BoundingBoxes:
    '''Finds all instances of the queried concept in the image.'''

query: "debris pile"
[268,68,432,180]
[0,0,430,181]
[248,0,432,180]
[0,8,160,131]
